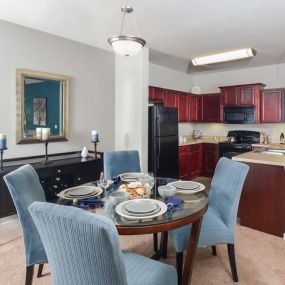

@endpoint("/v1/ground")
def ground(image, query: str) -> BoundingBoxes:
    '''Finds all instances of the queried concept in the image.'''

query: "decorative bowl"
[158,185,177,198]
[109,191,129,205]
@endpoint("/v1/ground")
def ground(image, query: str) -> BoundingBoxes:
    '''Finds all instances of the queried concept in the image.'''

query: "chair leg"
[227,244,238,282]
[176,252,183,285]
[153,233,158,252]
[37,264,44,278]
[25,265,34,285]
[211,245,217,256]
[161,231,168,259]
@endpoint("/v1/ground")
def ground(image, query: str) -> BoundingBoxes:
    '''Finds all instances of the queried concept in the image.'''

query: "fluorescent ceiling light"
[192,48,256,66]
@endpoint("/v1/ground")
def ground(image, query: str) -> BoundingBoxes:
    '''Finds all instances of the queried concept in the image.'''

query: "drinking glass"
[99,172,111,199]
[139,172,155,197]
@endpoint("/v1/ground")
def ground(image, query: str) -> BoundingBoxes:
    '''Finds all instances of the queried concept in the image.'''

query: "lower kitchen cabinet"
[188,144,203,178]
[179,143,218,179]
[202,144,219,176]
[178,146,189,179]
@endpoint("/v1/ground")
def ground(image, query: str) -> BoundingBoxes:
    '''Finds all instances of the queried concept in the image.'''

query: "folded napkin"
[112,176,121,184]
[64,198,104,208]
[164,197,184,211]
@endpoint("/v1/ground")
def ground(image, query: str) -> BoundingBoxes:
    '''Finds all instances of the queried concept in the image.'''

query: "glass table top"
[58,177,208,228]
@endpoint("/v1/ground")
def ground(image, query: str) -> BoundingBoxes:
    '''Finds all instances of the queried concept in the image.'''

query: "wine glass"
[99,172,111,199]
[139,172,155,197]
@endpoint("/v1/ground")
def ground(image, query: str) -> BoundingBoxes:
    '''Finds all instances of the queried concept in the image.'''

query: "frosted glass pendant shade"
[108,35,146,57]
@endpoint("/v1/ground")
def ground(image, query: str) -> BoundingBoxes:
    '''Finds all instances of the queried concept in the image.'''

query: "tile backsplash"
[179,123,285,143]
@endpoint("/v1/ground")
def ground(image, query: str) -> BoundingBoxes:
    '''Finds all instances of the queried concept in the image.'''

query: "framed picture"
[33,97,47,126]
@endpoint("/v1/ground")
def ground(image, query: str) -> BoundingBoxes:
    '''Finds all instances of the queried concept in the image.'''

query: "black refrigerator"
[148,104,179,178]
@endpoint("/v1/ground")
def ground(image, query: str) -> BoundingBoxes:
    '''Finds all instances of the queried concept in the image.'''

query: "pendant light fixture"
[108,6,146,57]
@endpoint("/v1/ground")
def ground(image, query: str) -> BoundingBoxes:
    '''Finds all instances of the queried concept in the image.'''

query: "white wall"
[0,20,115,159]
[178,63,285,142]
[194,63,285,93]
[149,63,194,92]
[115,49,149,171]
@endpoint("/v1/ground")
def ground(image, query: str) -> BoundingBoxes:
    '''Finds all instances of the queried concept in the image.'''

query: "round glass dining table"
[58,177,208,285]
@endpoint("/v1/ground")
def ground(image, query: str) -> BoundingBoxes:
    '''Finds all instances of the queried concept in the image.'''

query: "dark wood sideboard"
[0,151,103,218]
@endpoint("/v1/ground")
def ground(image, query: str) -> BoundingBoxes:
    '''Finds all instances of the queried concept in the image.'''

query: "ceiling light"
[108,6,146,57]
[192,48,257,66]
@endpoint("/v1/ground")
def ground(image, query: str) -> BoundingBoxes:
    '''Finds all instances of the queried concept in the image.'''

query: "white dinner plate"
[58,186,103,200]
[65,186,96,196]
[119,172,145,182]
[115,199,167,220]
[121,202,161,217]
[167,181,205,194]
[126,199,157,214]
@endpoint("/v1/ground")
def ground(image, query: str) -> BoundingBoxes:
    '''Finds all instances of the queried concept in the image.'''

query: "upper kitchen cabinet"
[220,83,265,106]
[188,95,202,122]
[165,89,178,107]
[149,86,166,103]
[201,94,221,122]
[178,92,189,122]
[220,83,265,123]
[261,89,285,123]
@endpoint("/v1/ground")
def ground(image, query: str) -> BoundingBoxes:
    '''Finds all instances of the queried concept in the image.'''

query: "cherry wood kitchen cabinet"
[220,83,265,123]
[201,94,221,122]
[260,89,285,123]
[165,89,178,107]
[188,144,203,178]
[178,146,189,179]
[149,86,166,102]
[238,162,285,237]
[179,144,202,179]
[202,143,219,176]
[188,95,202,122]
[178,92,189,122]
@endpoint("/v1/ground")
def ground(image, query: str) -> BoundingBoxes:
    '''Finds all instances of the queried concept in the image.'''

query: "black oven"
[224,106,255,124]
[219,130,260,159]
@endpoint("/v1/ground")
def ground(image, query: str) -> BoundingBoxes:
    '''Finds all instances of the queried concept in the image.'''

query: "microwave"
[224,106,255,124]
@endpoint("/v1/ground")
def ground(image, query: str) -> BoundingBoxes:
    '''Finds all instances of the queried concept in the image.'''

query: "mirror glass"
[16,69,69,144]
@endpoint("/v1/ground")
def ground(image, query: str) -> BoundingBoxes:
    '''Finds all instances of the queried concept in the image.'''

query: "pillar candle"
[91,130,99,142]
[36,128,42,139]
[41,128,50,141]
[0,133,7,149]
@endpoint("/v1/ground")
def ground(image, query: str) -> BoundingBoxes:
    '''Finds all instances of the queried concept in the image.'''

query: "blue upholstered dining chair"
[3,164,47,285]
[103,150,141,179]
[29,201,178,285]
[169,157,249,283]
[103,150,160,251]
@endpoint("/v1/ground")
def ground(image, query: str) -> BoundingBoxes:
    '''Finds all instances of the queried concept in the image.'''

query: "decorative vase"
[81,146,88,158]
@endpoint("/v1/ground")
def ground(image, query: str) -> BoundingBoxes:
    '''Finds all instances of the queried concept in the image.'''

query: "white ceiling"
[0,0,285,73]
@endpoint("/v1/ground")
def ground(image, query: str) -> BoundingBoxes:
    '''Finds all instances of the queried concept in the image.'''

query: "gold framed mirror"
[16,69,69,144]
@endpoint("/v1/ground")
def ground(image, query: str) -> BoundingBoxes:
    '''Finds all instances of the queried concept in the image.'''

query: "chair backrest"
[3,164,47,266]
[29,202,128,285]
[104,150,141,179]
[209,157,249,228]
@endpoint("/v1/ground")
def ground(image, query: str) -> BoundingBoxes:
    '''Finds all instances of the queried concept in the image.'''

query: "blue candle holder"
[91,140,99,159]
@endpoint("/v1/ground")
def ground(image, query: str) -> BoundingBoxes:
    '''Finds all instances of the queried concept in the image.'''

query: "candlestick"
[42,140,52,164]
[91,141,99,159]
[0,147,7,171]
[0,133,7,149]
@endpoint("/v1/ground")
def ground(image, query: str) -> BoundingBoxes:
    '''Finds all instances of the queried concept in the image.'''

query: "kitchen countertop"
[179,139,220,146]
[233,151,285,167]
[252,143,285,150]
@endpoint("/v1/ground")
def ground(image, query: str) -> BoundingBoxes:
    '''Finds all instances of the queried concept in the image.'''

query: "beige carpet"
[0,218,285,285]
